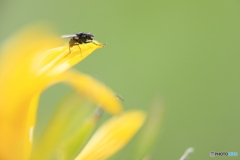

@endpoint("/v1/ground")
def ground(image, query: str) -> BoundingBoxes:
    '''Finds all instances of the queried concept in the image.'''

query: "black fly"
[61,32,95,55]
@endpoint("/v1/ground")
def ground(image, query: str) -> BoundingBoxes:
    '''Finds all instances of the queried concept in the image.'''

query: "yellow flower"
[0,24,146,160]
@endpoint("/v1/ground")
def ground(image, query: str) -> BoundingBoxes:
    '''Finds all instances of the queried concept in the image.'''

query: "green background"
[1,0,240,159]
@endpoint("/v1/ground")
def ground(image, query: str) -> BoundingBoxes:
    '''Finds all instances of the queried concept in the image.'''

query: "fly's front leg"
[72,43,82,57]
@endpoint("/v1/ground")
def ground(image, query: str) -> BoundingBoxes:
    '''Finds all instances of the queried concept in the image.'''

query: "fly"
[61,32,95,55]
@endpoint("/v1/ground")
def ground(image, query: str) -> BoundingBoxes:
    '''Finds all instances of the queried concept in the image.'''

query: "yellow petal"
[74,110,146,160]
[0,24,103,160]
[59,70,123,115]
[38,40,104,76]
[0,25,61,160]
[30,92,98,160]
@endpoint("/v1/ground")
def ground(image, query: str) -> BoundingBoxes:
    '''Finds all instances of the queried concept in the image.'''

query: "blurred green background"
[1,0,240,159]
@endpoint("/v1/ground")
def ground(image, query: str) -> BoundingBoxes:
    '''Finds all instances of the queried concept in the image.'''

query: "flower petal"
[60,70,123,115]
[31,92,99,160]
[0,25,61,160]
[38,40,104,76]
[0,24,103,160]
[74,110,146,160]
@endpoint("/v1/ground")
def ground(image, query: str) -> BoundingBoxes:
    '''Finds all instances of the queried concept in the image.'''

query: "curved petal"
[74,110,146,160]
[0,24,104,160]
[59,70,123,115]
[30,92,99,160]
[38,40,104,76]
[0,25,61,160]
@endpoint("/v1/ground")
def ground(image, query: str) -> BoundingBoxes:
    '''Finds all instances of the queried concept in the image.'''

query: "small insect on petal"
[61,32,95,56]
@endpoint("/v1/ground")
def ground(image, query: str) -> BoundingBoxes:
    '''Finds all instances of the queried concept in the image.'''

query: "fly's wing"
[61,34,76,38]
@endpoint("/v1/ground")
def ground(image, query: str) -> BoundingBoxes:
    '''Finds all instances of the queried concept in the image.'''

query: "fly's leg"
[88,40,107,46]
[64,41,73,57]
[68,46,71,54]
[66,44,82,57]
[72,44,82,57]
[76,44,82,57]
